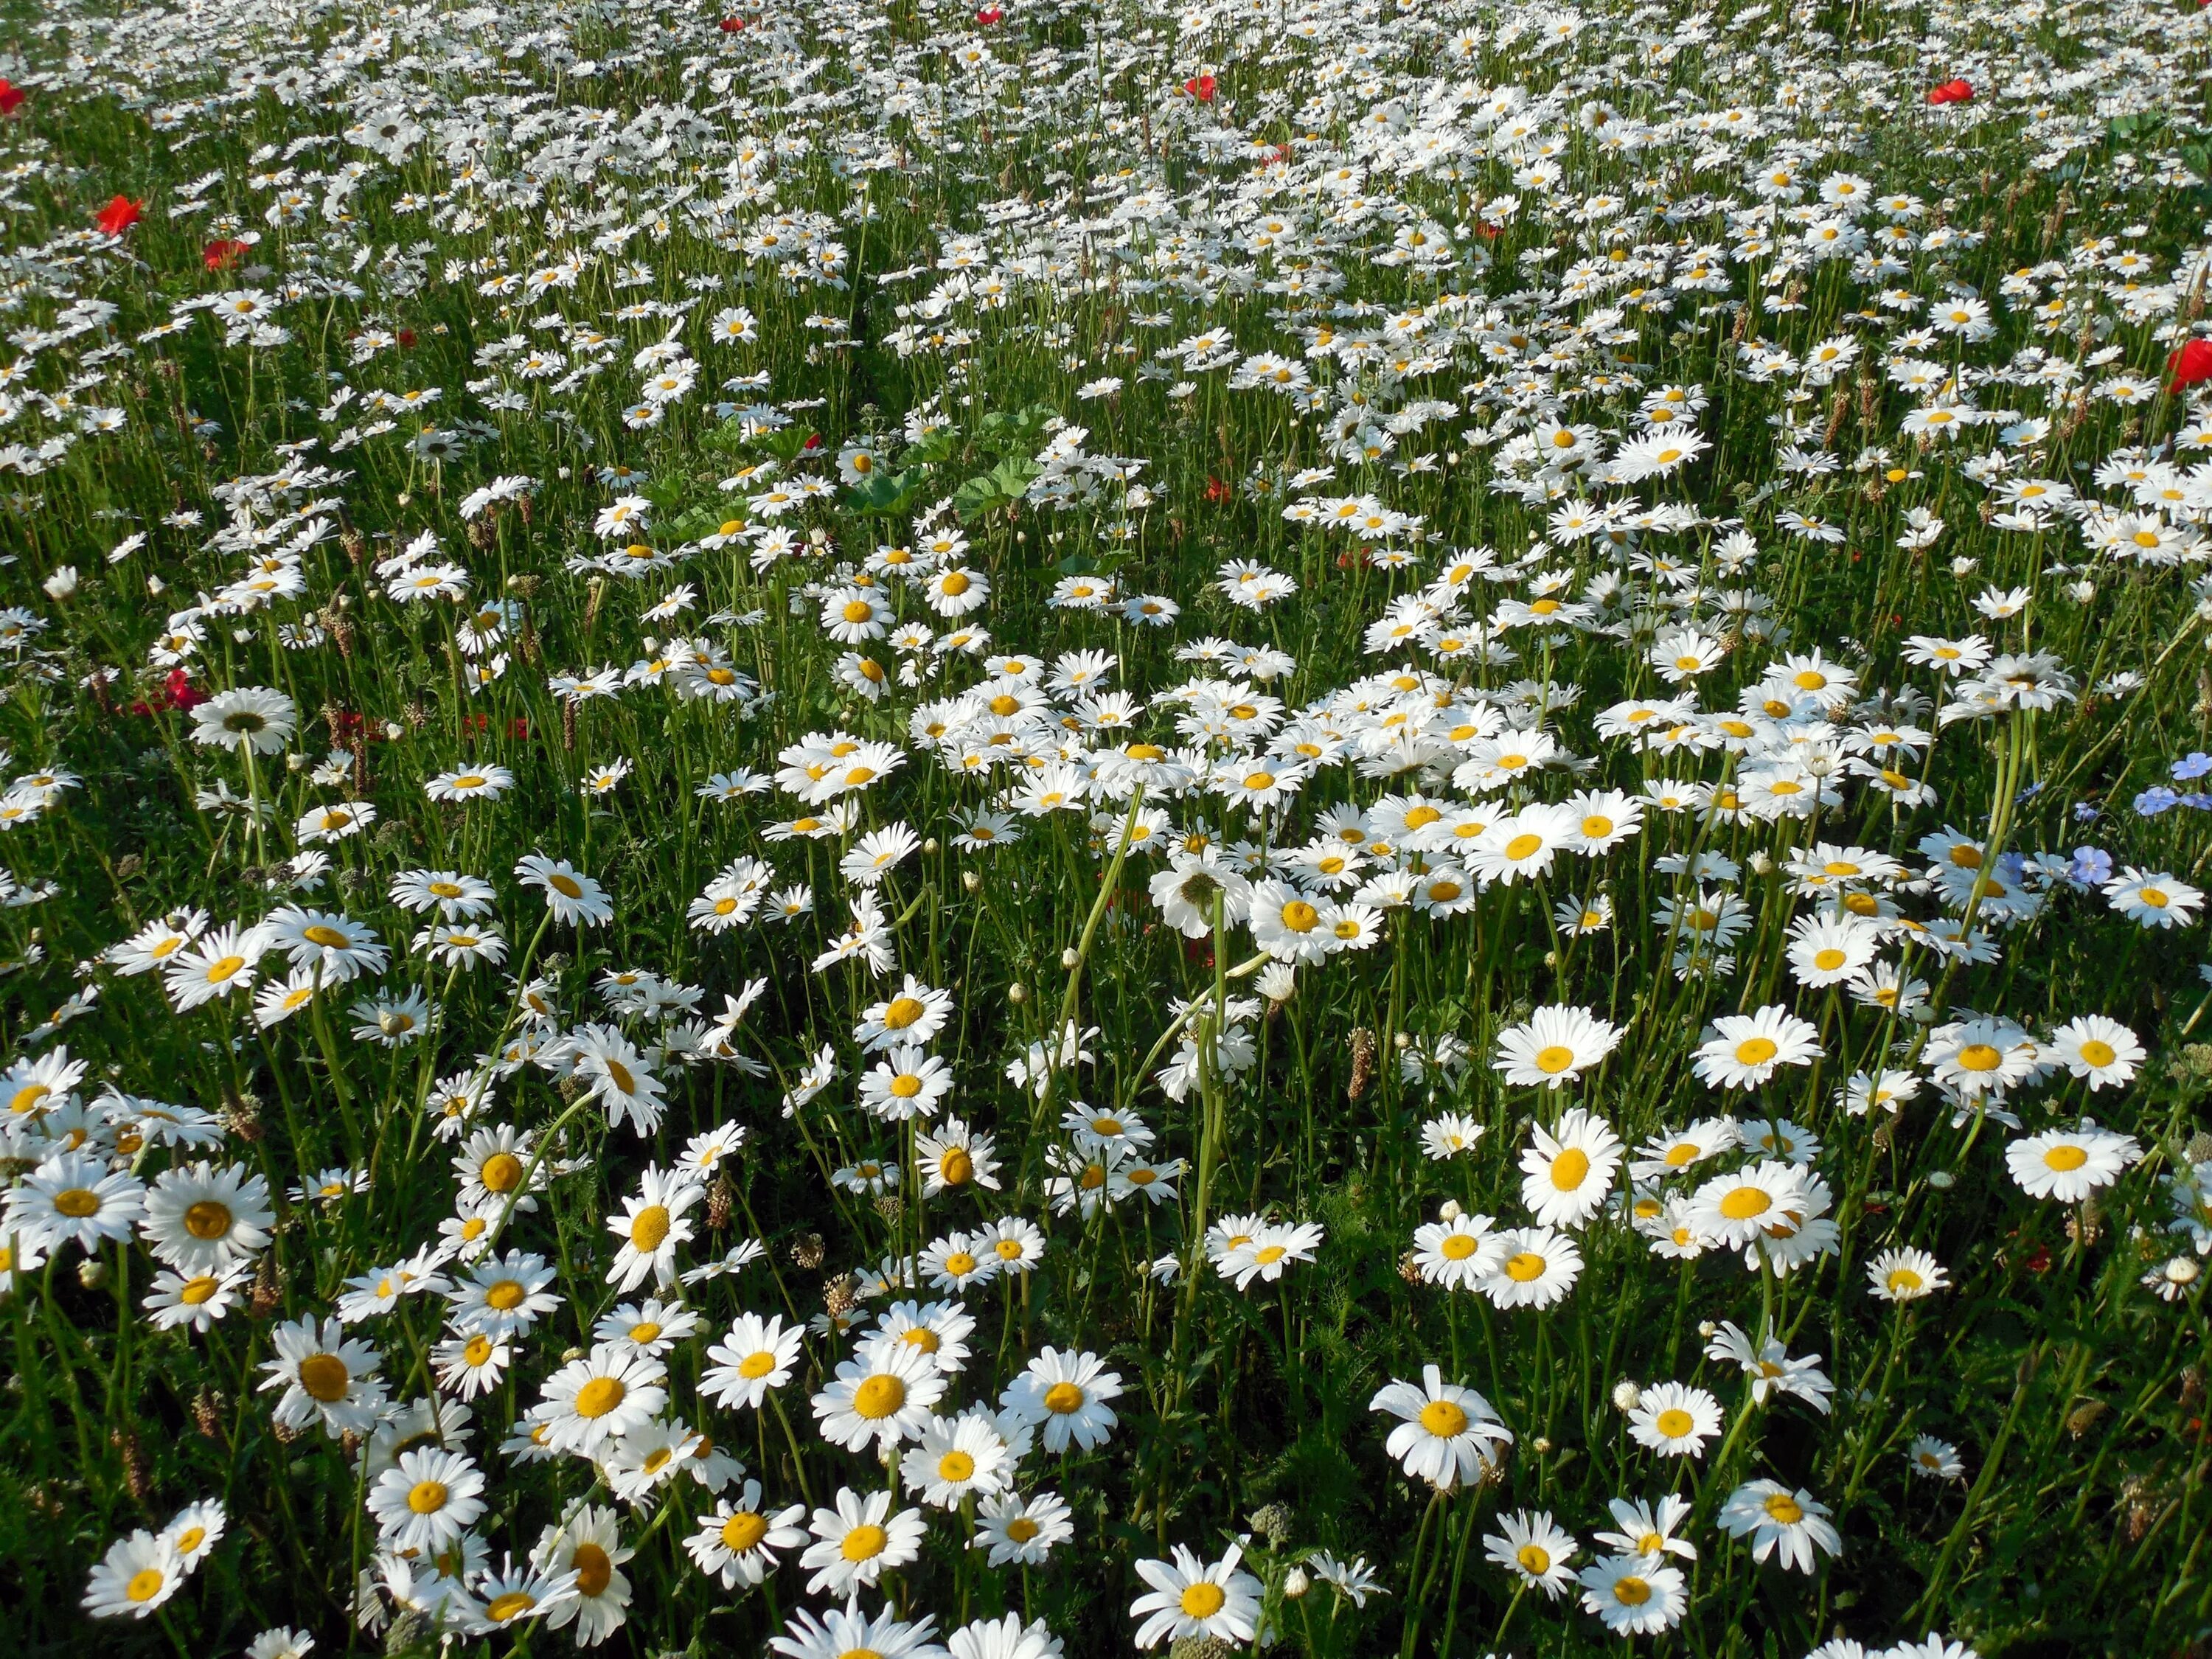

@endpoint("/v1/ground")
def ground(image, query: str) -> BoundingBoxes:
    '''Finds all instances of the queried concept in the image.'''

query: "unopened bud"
[1612,1380,1643,1412]
[1061,947,1080,969]
[961,869,981,892]
[1439,1199,1464,1222]
[1282,1568,1310,1599]
[77,1259,109,1290]
[1008,983,1028,1004]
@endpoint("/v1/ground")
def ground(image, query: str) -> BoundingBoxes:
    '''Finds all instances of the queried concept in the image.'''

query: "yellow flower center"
[1180,1582,1227,1619]
[297,1353,350,1402]
[630,1206,671,1251]
[852,1374,906,1419]
[1420,1399,1469,1436]
[573,1376,626,1418]
[408,1480,449,1514]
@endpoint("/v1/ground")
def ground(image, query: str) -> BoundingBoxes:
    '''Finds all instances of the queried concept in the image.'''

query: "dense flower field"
[1,0,2210,1652]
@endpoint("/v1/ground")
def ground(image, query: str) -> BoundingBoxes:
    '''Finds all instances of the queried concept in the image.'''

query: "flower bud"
[1282,1568,1310,1599]
[1438,1199,1464,1222]
[961,869,981,893]
[77,1258,109,1290]
[1007,983,1029,1004]
[1612,1380,1643,1412]
[1060,947,1080,970]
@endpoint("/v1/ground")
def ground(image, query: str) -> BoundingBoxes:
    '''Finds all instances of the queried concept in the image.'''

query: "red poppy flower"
[95,195,143,235]
[717,15,745,29]
[1927,78,1973,105]
[2168,338,2212,392]
[975,6,1003,21]
[164,669,206,712]
[0,79,24,116]
[1205,476,1233,504]
[203,238,249,271]
[1183,74,1216,102]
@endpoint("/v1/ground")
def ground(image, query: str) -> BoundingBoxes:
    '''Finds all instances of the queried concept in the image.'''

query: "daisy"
[159,1500,226,1568]
[686,1484,807,1589]
[1717,1480,1842,1572]
[1593,1495,1698,1562]
[1868,1247,1950,1301]
[812,1336,947,1451]
[594,1296,700,1357]
[1578,1554,1688,1635]
[799,1486,926,1596]
[1369,1365,1514,1488]
[769,1604,942,1659]
[1130,1543,1264,1649]
[1692,1006,1823,1090]
[1494,1005,1623,1089]
[860,1046,955,1121]
[1219,1219,1326,1290]
[139,1160,272,1272]
[82,1531,184,1620]
[1686,1161,1809,1251]
[1484,1510,1578,1599]
[1519,1108,1624,1228]
[448,1251,563,1339]
[1420,1113,1485,1159]
[536,1345,668,1458]
[902,1410,1015,1507]
[1627,1382,1723,1458]
[948,1613,1062,1659]
[7,1150,143,1253]
[2005,1122,2141,1201]
[975,1489,1074,1565]
[1411,1212,1505,1290]
[533,1504,635,1647]
[1907,1436,1967,1481]
[917,1119,1001,1194]
[2046,1015,2143,1091]
[999,1346,1123,1452]
[145,1263,249,1332]
[2104,866,2202,928]
[606,1166,701,1292]
[260,1315,387,1438]
[1484,1226,1584,1310]
[368,1447,487,1553]
[857,977,955,1050]
[702,1312,804,1411]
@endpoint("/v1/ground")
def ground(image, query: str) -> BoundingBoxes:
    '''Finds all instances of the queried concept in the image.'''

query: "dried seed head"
[791,1233,827,1269]
[251,1249,282,1318]
[1348,1027,1377,1101]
